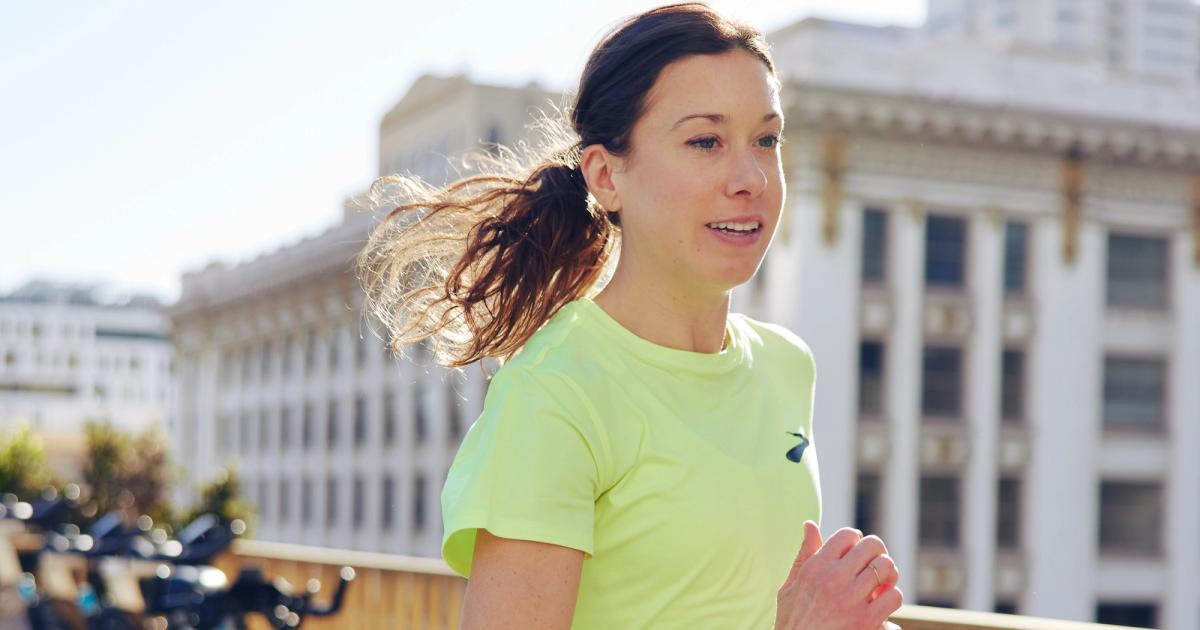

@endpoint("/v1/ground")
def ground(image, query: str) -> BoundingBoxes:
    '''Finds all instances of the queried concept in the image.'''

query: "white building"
[0,280,172,434]
[765,13,1200,630]
[927,0,1200,82]
[168,75,563,556]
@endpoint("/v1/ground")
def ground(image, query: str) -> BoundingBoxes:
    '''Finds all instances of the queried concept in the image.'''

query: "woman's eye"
[688,134,785,152]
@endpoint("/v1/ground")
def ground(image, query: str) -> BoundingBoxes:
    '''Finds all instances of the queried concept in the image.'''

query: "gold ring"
[869,562,881,587]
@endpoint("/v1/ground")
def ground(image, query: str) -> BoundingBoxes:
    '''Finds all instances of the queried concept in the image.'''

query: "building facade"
[169,76,564,556]
[0,280,171,435]
[766,14,1200,630]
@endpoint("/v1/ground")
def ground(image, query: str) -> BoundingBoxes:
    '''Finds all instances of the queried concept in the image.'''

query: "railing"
[215,539,1144,630]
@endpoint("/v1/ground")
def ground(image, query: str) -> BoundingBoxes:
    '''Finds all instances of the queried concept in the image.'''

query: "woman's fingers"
[867,584,905,621]
[854,553,899,601]
[814,527,863,562]
[786,520,823,582]
[842,534,888,576]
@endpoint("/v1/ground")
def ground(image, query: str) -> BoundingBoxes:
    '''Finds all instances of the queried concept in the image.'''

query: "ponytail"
[356,120,619,370]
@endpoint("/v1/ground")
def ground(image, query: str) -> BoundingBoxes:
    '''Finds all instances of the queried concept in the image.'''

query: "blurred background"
[2,1,1198,628]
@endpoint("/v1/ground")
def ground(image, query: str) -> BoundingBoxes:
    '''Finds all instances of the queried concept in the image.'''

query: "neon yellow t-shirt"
[440,296,822,629]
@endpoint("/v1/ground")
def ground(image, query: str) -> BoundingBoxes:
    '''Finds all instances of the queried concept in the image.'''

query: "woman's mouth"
[705,220,762,246]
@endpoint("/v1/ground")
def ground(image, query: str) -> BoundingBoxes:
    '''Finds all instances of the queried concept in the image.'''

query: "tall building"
[927,0,1200,82]
[0,280,172,435]
[765,12,1199,630]
[169,75,564,557]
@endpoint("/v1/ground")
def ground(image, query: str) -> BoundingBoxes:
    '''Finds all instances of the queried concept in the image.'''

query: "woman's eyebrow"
[670,111,782,130]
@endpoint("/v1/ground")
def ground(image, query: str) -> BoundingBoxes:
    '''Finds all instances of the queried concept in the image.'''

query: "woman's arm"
[459,528,585,630]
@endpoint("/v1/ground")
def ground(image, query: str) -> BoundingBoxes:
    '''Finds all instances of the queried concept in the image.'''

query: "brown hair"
[356,2,779,369]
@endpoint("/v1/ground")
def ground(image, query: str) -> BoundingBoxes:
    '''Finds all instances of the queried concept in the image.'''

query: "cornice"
[783,81,1200,168]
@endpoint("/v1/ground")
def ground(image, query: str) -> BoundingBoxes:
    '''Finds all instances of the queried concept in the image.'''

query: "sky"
[0,1,924,304]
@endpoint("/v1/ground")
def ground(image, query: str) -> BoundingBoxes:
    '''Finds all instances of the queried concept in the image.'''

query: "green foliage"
[4,419,254,537]
[79,420,183,530]
[178,465,256,536]
[0,422,58,500]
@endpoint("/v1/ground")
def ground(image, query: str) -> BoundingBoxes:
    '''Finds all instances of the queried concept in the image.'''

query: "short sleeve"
[440,364,608,578]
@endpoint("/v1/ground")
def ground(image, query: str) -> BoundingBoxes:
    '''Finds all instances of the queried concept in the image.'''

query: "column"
[884,201,924,597]
[963,210,1004,611]
[1163,231,1200,630]
[1024,216,1104,621]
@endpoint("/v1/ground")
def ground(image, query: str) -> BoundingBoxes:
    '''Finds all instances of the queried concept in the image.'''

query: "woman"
[358,3,903,628]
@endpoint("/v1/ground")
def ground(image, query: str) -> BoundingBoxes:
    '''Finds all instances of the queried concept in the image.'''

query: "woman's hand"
[774,521,903,630]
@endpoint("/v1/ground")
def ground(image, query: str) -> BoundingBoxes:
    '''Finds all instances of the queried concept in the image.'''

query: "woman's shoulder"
[501,300,610,378]
[732,313,817,375]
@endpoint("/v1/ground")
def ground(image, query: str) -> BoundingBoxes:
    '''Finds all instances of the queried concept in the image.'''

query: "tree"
[79,420,182,530]
[0,422,58,501]
[177,465,256,536]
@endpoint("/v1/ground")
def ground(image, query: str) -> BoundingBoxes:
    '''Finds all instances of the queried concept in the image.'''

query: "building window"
[1003,221,1028,295]
[239,412,251,455]
[352,475,365,529]
[242,349,253,382]
[258,478,271,523]
[217,415,232,454]
[382,475,395,530]
[304,330,316,374]
[279,479,290,521]
[858,341,885,417]
[997,476,1021,550]
[302,403,313,450]
[861,207,888,285]
[1000,349,1025,423]
[383,390,396,446]
[1106,234,1167,310]
[448,384,464,442]
[354,395,368,447]
[355,332,367,368]
[1103,357,1166,431]
[327,400,339,447]
[854,472,881,536]
[326,477,339,526]
[919,475,960,548]
[484,123,503,155]
[415,385,428,445]
[925,214,966,289]
[1099,481,1162,556]
[414,473,427,531]
[329,329,340,369]
[994,601,1018,615]
[1096,603,1157,629]
[258,409,270,452]
[280,407,292,449]
[281,336,293,377]
[301,477,312,524]
[261,341,273,380]
[922,346,963,419]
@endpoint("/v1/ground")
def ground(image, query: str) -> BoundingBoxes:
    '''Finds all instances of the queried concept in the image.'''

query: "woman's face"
[596,48,786,298]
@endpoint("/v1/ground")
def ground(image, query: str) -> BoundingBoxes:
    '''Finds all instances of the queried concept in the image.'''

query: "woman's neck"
[592,265,731,354]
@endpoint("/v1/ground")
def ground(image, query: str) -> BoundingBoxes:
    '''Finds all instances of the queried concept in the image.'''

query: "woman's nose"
[725,149,767,198]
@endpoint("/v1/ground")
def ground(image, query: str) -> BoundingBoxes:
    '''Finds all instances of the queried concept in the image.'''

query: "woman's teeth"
[706,221,760,233]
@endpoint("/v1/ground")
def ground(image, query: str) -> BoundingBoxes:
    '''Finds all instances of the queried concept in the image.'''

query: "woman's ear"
[580,144,622,213]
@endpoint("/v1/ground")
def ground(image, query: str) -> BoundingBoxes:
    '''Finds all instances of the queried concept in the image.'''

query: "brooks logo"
[785,431,810,463]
